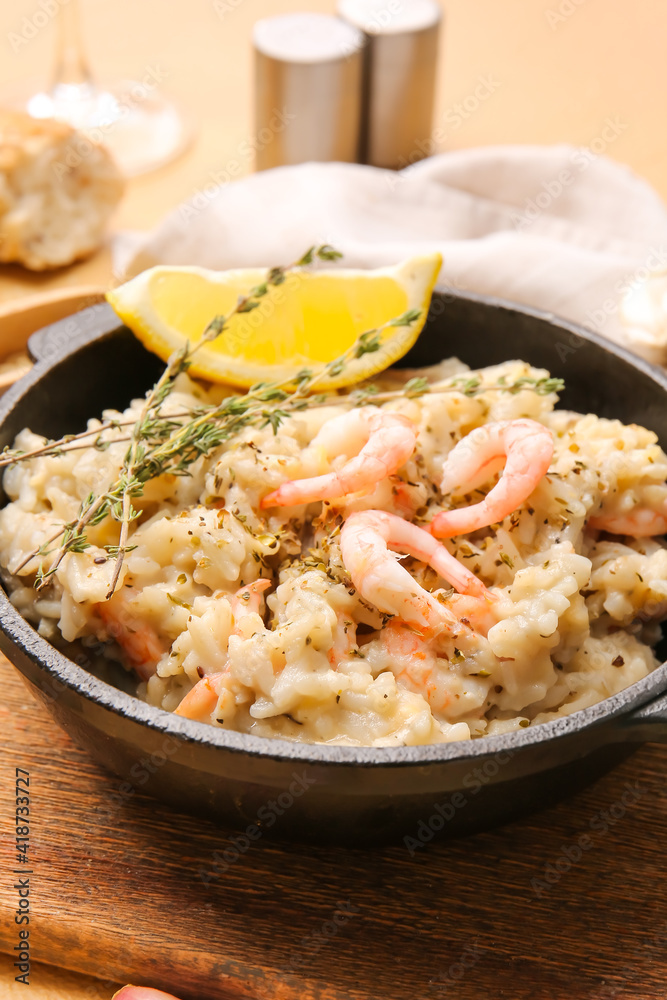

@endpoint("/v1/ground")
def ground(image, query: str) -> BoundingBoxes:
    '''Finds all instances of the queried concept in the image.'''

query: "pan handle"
[27,299,111,365]
[616,690,667,742]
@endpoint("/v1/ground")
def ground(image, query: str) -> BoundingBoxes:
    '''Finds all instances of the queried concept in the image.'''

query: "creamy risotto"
[1,357,667,746]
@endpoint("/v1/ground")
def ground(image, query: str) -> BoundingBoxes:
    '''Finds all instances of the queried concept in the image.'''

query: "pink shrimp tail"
[174,672,225,720]
[97,592,166,681]
[340,510,488,632]
[426,538,488,598]
[328,614,357,668]
[368,511,487,598]
[589,506,667,537]
[261,411,417,508]
[176,579,271,722]
[431,418,553,538]
[229,578,271,619]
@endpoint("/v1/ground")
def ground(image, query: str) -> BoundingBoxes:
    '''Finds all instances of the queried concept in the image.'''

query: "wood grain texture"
[0,287,105,395]
[0,653,665,1000]
[0,952,122,1000]
[1,1,666,994]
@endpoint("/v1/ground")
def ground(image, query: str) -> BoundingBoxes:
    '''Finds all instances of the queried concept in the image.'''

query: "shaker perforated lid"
[338,0,441,34]
[253,13,366,171]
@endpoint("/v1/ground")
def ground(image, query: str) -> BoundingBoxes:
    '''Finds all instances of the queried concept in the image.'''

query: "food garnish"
[105,248,442,389]
[1,248,562,599]
[3,251,661,749]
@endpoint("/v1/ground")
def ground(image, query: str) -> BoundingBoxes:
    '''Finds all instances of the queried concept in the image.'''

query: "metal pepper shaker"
[337,0,442,169]
[253,13,366,171]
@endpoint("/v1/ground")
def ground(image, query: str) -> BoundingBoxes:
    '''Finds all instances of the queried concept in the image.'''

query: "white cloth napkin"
[115,145,667,363]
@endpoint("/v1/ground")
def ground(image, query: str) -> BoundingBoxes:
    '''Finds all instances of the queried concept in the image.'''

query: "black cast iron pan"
[0,291,665,846]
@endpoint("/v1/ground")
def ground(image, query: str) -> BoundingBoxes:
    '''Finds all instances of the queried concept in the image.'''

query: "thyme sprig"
[18,245,335,589]
[104,243,343,597]
[22,259,423,594]
[6,243,564,597]
[0,375,563,471]
[348,373,564,405]
[199,243,342,345]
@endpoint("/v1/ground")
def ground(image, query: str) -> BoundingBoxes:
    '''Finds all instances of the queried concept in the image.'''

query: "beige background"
[1,0,667,307]
[0,0,666,995]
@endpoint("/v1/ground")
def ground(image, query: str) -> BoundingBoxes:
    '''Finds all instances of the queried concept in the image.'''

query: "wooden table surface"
[0,656,666,1000]
[0,1,666,997]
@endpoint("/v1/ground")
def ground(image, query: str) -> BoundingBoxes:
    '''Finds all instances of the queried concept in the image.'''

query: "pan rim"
[1,289,666,768]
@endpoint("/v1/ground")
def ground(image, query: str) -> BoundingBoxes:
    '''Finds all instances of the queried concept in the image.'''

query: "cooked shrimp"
[328,612,357,667]
[175,579,271,721]
[589,506,667,537]
[97,590,166,681]
[340,510,488,632]
[174,671,226,721]
[261,408,417,508]
[444,593,498,637]
[228,578,271,618]
[430,419,553,538]
[382,619,451,713]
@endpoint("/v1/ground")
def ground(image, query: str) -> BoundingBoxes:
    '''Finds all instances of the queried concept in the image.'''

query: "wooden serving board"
[0,652,665,1000]
[0,287,105,394]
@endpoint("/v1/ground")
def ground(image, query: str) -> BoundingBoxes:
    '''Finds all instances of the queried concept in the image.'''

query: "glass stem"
[52,0,93,89]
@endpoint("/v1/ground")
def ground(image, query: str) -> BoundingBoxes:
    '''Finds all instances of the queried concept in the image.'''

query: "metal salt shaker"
[253,13,366,171]
[337,0,442,169]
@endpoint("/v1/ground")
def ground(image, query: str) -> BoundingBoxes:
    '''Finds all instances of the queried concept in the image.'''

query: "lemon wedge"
[106,253,442,389]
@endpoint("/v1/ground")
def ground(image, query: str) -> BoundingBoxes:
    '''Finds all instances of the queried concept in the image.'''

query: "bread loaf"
[0,109,124,270]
